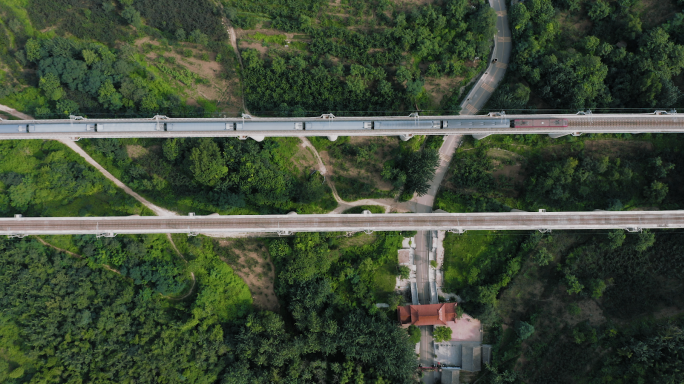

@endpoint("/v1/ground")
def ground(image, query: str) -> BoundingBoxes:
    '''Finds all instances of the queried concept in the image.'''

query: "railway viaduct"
[3,210,683,237]
[1,111,683,141]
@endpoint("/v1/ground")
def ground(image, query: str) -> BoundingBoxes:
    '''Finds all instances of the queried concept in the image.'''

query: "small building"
[461,345,482,372]
[441,368,460,384]
[482,345,492,366]
[396,303,457,326]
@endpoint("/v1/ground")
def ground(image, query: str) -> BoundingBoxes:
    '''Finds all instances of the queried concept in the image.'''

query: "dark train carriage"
[513,119,568,128]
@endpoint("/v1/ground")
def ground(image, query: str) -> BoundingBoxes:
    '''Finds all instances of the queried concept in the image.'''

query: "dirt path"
[300,137,414,213]
[0,104,33,120]
[222,18,250,115]
[165,233,197,300]
[58,139,178,217]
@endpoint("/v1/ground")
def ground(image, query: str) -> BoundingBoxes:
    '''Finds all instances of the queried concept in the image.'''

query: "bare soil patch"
[322,136,398,191]
[135,37,241,112]
[637,0,681,29]
[424,76,464,106]
[292,141,320,174]
[557,11,593,43]
[126,145,148,159]
[216,239,280,312]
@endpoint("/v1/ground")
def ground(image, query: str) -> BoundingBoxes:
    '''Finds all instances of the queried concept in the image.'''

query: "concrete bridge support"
[472,134,492,140]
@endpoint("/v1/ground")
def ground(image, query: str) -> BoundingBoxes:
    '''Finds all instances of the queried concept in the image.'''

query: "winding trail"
[299,137,414,213]
[0,104,33,120]
[222,18,250,114]
[59,140,178,217]
[166,233,197,301]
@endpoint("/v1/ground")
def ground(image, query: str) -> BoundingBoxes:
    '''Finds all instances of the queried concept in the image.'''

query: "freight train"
[0,117,569,134]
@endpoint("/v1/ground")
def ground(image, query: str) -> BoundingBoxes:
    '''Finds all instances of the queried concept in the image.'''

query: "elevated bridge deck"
[2,211,682,237]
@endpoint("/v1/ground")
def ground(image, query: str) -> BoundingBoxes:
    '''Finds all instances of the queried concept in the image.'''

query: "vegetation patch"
[77,137,337,215]
[437,134,684,213]
[0,140,145,217]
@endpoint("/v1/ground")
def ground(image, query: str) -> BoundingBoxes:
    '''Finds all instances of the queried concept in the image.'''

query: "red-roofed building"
[397,303,457,326]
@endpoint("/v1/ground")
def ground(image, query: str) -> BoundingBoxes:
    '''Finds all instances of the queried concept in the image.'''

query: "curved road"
[419,0,511,380]
[460,0,512,115]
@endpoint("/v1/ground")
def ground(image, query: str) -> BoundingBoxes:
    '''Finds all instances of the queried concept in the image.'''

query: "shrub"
[516,321,535,341]
[433,326,453,342]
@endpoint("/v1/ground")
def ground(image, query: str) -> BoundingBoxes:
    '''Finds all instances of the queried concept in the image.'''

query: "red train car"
[513,119,569,128]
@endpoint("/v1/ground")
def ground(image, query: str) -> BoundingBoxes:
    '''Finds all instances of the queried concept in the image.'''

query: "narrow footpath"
[58,140,178,217]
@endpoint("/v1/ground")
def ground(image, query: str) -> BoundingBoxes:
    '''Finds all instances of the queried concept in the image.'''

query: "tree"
[39,72,64,101]
[588,279,607,299]
[122,6,142,27]
[566,274,584,295]
[455,304,464,319]
[82,49,100,65]
[55,99,79,116]
[398,266,410,280]
[401,148,440,196]
[608,229,626,250]
[588,0,611,21]
[163,138,181,161]
[516,321,535,341]
[395,66,413,83]
[175,28,186,41]
[433,326,453,342]
[189,138,228,187]
[25,38,41,62]
[408,325,421,344]
[644,181,668,204]
[534,247,553,266]
[635,230,655,252]
[189,29,209,45]
[510,3,530,39]
[98,79,123,110]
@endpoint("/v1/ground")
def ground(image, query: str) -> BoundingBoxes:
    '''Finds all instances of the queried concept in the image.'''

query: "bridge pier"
[472,134,492,140]
[399,134,414,141]
[327,135,338,142]
[238,135,265,142]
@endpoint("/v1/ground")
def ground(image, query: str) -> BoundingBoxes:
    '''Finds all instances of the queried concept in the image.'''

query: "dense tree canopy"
[504,0,684,110]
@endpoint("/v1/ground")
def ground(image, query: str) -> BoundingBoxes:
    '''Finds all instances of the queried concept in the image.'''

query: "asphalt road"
[460,0,512,115]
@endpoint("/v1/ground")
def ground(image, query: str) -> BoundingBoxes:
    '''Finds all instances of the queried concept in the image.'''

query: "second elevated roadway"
[2,210,682,237]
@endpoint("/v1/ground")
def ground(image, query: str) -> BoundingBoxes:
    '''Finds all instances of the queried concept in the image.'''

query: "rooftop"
[397,303,457,326]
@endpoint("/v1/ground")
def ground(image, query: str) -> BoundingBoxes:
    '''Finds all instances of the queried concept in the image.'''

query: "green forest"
[488,0,684,111]
[77,136,338,214]
[0,140,145,217]
[234,0,497,114]
[436,133,684,213]
[0,0,239,118]
[0,231,419,383]
[441,227,684,384]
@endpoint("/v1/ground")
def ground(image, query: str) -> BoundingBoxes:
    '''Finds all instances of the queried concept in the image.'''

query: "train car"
[304,121,372,130]
[167,122,232,131]
[374,120,441,130]
[443,119,511,129]
[237,121,304,131]
[0,124,27,133]
[513,119,568,128]
[28,123,95,133]
[97,123,160,132]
